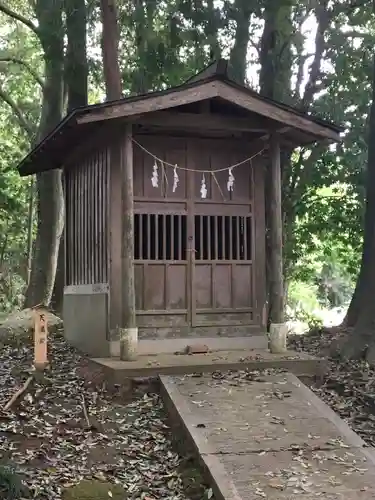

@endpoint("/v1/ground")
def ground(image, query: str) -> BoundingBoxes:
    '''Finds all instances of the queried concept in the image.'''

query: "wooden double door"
[133,137,257,335]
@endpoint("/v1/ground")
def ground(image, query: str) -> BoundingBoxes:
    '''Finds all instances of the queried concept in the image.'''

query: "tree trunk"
[100,0,137,359]
[65,0,88,110]
[229,0,255,84]
[206,0,221,61]
[100,0,122,100]
[259,0,293,102]
[340,46,375,360]
[51,0,88,313]
[132,0,150,94]
[258,0,293,325]
[24,0,65,308]
[26,177,35,285]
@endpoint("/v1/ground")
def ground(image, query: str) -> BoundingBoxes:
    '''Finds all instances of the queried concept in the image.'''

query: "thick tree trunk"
[24,0,65,308]
[132,0,151,94]
[340,49,375,360]
[65,0,88,110]
[100,0,122,100]
[259,1,330,324]
[259,0,293,103]
[26,177,35,285]
[51,0,88,313]
[206,0,221,61]
[51,228,65,313]
[229,0,255,84]
[344,279,365,327]
[100,0,137,359]
[258,0,292,325]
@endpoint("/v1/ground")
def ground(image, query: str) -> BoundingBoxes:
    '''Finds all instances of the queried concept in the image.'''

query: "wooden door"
[134,211,190,330]
[132,135,257,337]
[133,136,191,335]
[189,139,255,329]
[192,211,254,327]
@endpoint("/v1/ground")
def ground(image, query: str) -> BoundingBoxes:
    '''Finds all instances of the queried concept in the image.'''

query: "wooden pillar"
[120,123,137,360]
[269,134,284,324]
[109,142,123,334]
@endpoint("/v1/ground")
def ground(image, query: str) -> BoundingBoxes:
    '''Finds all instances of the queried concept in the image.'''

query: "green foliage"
[287,280,320,314]
[316,259,354,308]
[286,281,324,331]
[0,6,41,311]
[0,0,374,314]
[0,464,29,499]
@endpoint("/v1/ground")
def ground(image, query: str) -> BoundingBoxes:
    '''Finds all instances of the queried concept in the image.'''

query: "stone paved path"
[161,371,375,499]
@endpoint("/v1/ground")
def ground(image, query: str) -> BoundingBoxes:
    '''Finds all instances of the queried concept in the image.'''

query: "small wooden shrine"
[17,59,342,357]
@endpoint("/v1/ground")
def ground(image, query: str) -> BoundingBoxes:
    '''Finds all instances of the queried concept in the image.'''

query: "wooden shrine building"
[17,59,342,358]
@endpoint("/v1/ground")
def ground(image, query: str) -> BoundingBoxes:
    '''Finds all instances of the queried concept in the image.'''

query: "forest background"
[0,0,372,336]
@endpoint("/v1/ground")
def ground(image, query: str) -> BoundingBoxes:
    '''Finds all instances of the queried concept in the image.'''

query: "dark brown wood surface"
[76,79,341,143]
[268,134,284,323]
[65,146,109,287]
[121,124,136,333]
[109,140,123,331]
[76,81,218,124]
[131,135,261,337]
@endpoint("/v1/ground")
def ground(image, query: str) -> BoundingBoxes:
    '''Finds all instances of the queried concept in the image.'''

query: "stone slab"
[91,349,326,380]
[161,372,375,500]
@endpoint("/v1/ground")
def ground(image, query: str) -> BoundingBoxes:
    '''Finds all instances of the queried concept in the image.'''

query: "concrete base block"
[118,327,138,361]
[269,323,288,354]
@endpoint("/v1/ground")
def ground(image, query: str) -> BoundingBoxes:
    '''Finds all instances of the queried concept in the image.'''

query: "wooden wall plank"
[64,146,110,288]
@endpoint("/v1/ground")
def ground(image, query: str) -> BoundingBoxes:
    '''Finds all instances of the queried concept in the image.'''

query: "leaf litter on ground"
[289,327,375,447]
[0,330,211,499]
[174,352,375,496]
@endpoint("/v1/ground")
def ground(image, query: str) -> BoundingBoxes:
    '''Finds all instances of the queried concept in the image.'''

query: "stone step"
[89,349,327,387]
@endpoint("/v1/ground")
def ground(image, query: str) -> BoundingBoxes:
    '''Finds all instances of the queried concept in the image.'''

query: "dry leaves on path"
[0,333,208,500]
[289,329,375,447]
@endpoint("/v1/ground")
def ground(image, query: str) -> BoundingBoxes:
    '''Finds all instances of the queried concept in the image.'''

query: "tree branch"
[300,0,329,111]
[294,53,312,100]
[249,38,261,56]
[0,2,39,36]
[0,88,35,139]
[287,149,304,199]
[0,57,44,88]
[331,0,369,17]
[291,145,325,206]
[278,8,312,62]
[342,31,373,42]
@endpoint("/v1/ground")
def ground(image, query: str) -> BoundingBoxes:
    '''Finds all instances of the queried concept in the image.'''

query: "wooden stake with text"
[34,308,48,370]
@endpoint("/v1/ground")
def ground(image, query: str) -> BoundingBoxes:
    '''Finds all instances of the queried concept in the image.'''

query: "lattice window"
[194,215,252,261]
[134,213,187,260]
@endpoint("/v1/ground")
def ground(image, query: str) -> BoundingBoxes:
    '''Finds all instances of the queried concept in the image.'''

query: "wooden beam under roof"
[215,82,341,142]
[76,81,220,124]
[76,79,341,143]
[133,111,270,133]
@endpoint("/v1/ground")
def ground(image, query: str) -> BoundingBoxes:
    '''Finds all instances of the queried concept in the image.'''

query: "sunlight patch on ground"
[287,306,347,336]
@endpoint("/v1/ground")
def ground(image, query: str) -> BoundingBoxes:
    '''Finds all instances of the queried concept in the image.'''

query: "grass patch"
[62,479,127,500]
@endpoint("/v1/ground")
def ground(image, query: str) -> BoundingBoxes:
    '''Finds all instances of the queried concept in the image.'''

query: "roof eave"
[16,68,343,176]
[17,113,78,176]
